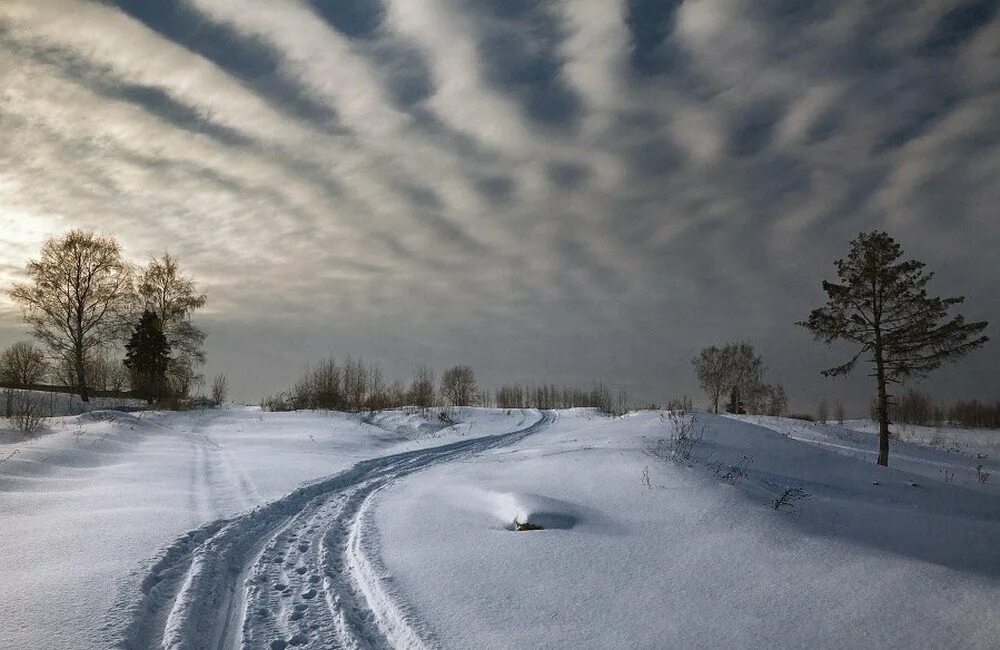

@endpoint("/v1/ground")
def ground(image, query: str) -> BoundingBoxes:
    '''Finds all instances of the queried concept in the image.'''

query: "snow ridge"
[105,410,554,649]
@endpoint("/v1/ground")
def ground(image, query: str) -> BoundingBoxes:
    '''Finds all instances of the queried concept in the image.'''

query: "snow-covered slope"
[726,414,1000,494]
[375,411,1000,648]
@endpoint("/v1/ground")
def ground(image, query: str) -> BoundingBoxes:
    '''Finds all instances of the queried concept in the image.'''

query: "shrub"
[9,391,46,438]
[817,398,829,424]
[210,373,229,407]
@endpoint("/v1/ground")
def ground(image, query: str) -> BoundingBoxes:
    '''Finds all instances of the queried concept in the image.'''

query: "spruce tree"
[124,310,171,404]
[799,231,988,466]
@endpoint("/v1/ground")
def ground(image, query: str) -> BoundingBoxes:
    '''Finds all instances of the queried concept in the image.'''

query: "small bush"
[262,392,294,412]
[10,391,46,438]
[713,455,753,485]
[210,373,229,407]
[816,399,829,424]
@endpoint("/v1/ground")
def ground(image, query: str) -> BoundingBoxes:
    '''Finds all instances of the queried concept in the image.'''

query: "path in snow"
[105,411,555,649]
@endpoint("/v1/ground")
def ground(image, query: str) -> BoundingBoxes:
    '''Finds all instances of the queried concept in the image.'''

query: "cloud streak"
[0,0,996,409]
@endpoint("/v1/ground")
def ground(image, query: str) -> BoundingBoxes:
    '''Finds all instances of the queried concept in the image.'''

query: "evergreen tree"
[135,253,207,399]
[799,231,988,466]
[726,385,744,414]
[124,311,171,404]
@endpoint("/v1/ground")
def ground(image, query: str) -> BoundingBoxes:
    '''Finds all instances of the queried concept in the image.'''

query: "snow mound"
[364,410,452,439]
[468,490,581,531]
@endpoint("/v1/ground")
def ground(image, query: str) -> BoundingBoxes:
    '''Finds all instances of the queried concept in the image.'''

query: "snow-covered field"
[0,406,537,648]
[1,407,998,648]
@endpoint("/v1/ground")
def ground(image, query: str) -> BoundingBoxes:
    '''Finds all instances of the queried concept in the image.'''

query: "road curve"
[105,410,555,650]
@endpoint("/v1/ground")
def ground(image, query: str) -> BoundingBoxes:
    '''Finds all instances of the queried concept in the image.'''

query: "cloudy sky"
[0,0,997,410]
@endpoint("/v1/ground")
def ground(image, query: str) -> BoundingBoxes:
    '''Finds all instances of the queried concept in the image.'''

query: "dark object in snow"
[908,482,920,488]
[773,486,811,512]
[514,519,544,531]
[873,481,880,486]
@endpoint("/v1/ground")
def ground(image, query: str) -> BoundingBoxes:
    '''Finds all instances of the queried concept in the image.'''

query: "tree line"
[867,390,1000,430]
[4,230,215,407]
[5,228,992,468]
[263,357,629,415]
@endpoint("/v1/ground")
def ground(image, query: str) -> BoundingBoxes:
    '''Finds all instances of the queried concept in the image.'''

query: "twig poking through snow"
[772,487,811,513]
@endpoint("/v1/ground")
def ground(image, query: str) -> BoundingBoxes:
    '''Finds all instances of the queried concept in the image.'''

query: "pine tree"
[726,385,743,414]
[799,231,988,466]
[124,311,171,405]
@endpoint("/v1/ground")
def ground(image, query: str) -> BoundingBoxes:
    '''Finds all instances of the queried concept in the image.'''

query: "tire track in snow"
[106,411,554,649]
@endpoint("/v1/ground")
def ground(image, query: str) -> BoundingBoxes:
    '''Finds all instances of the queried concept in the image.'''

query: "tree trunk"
[74,344,90,403]
[874,345,889,467]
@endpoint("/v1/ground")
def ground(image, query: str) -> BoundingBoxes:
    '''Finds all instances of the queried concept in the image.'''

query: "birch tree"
[10,230,132,402]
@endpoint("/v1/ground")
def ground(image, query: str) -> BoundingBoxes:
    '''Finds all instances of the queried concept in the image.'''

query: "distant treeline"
[872,389,1000,429]
[262,356,629,416]
[489,382,626,413]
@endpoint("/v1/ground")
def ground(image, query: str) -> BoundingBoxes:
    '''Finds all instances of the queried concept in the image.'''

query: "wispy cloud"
[0,0,996,406]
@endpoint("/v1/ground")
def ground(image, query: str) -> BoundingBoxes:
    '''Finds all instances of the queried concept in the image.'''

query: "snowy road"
[105,411,554,650]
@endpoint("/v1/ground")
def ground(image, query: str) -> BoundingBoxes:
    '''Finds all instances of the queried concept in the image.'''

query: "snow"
[375,411,1000,648]
[726,414,1000,494]
[0,388,145,424]
[2,406,999,648]
[0,406,536,648]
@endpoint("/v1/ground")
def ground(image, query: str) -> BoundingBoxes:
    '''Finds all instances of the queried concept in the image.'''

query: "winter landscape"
[2,1,999,649]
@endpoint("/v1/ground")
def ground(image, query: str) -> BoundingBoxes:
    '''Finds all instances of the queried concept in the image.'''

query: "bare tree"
[495,384,526,409]
[440,365,478,406]
[409,365,435,410]
[387,379,407,409]
[834,399,845,425]
[692,346,731,413]
[10,230,132,402]
[136,253,207,400]
[817,398,829,424]
[694,342,765,414]
[799,230,988,466]
[210,373,229,407]
[0,341,48,387]
[84,346,127,392]
[50,347,125,393]
[342,356,367,411]
[365,363,389,411]
[307,358,342,409]
[764,383,788,416]
[726,342,765,414]
[10,390,45,438]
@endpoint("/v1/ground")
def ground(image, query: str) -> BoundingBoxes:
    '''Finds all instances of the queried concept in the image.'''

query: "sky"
[0,0,997,412]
